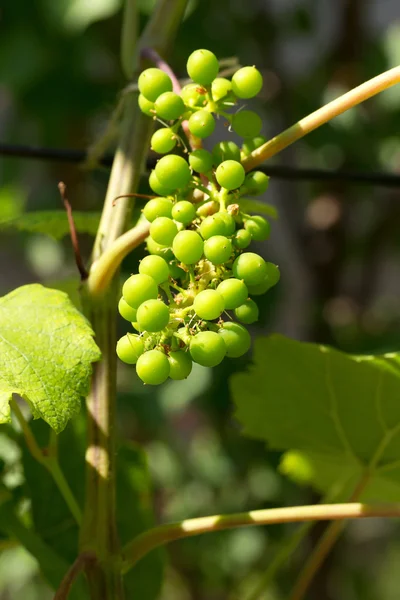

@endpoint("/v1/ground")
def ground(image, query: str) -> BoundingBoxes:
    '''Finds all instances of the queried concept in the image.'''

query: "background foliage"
[0,1,400,599]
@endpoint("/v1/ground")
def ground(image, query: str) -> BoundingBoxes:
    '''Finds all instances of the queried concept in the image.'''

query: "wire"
[1,142,400,187]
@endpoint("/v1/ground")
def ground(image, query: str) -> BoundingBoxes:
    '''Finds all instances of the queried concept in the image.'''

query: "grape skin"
[193,289,225,320]
[190,331,226,367]
[136,350,170,385]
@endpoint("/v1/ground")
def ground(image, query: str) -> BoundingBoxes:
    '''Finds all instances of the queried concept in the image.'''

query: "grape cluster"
[117,49,280,385]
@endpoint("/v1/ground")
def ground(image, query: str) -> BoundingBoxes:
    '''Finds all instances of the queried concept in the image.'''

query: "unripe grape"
[218,322,251,357]
[180,83,207,108]
[155,155,192,190]
[168,260,186,280]
[187,49,219,85]
[189,149,213,173]
[136,349,170,385]
[139,255,169,284]
[218,212,236,235]
[212,141,241,165]
[149,170,175,196]
[116,334,144,364]
[150,217,178,246]
[216,160,245,190]
[138,68,172,102]
[211,77,232,101]
[234,298,259,324]
[193,289,225,320]
[146,237,174,261]
[243,171,270,195]
[188,110,215,138]
[232,252,268,286]
[233,228,252,248]
[138,94,155,116]
[232,110,262,138]
[204,235,232,264]
[122,273,158,309]
[247,263,280,295]
[118,297,137,322]
[231,66,263,99]
[190,331,226,367]
[168,351,193,380]
[196,200,219,218]
[172,230,204,264]
[217,278,248,309]
[151,128,177,154]
[136,299,170,332]
[154,92,185,120]
[241,136,267,157]
[143,197,173,222]
[199,214,227,239]
[244,216,271,241]
[172,201,196,225]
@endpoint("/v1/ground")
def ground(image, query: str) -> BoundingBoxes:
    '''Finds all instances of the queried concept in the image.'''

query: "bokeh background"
[1,1,400,599]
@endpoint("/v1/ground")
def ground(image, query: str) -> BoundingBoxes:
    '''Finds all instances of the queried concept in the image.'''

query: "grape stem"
[242,65,400,171]
[121,501,400,573]
[54,552,96,600]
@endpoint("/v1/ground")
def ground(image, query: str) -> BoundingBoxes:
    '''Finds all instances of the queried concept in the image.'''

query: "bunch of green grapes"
[117,49,280,385]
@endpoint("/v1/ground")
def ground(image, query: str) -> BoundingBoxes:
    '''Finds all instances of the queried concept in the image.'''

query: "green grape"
[172,200,196,225]
[196,200,219,218]
[149,170,175,196]
[168,260,186,280]
[189,149,213,173]
[136,349,170,385]
[143,197,173,222]
[247,263,280,295]
[188,110,215,138]
[151,128,176,154]
[138,94,155,116]
[218,322,251,357]
[187,49,219,85]
[122,273,158,309]
[243,171,270,195]
[203,235,232,264]
[190,331,226,367]
[232,252,268,286]
[212,141,241,165]
[150,217,178,246]
[118,297,137,322]
[231,66,263,99]
[138,68,172,102]
[155,155,192,190]
[232,110,262,138]
[193,289,225,320]
[172,230,204,264]
[234,298,259,324]
[146,237,174,260]
[244,216,271,241]
[233,228,252,248]
[168,350,193,380]
[199,214,227,239]
[217,278,248,309]
[180,83,207,108]
[136,299,170,332]
[241,136,267,157]
[218,212,236,235]
[116,334,144,364]
[139,255,169,284]
[211,77,232,101]
[215,160,245,190]
[154,92,185,120]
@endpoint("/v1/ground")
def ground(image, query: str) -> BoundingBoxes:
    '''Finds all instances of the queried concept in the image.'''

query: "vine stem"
[54,553,96,600]
[121,501,400,573]
[242,65,400,171]
[10,399,82,525]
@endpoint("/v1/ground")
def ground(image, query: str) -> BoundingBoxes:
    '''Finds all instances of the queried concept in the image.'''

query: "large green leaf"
[232,335,400,501]
[0,284,101,433]
[0,211,101,240]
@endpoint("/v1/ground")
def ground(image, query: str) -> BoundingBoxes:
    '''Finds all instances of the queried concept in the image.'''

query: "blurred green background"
[1,1,400,599]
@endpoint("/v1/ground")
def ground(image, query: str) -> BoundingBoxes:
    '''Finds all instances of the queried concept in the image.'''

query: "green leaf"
[0,284,101,433]
[238,198,278,219]
[118,443,164,599]
[0,211,101,240]
[232,335,400,501]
